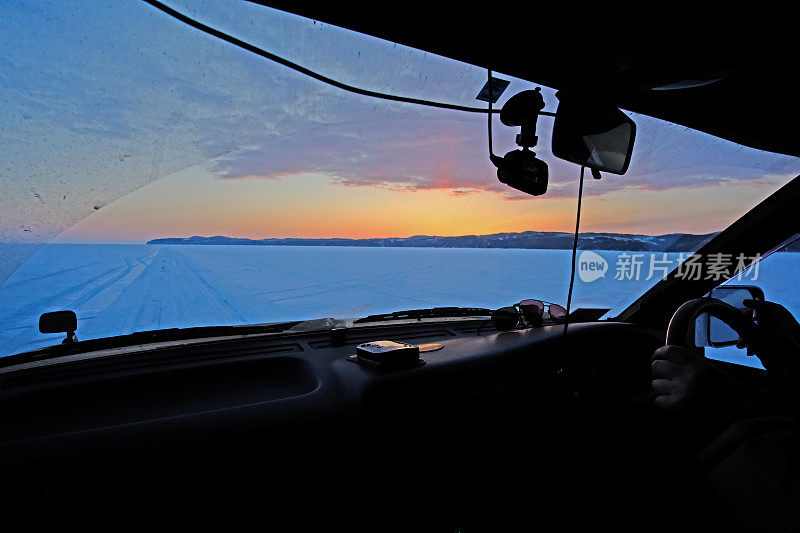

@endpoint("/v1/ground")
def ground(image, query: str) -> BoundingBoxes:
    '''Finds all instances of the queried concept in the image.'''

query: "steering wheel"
[665,297,753,350]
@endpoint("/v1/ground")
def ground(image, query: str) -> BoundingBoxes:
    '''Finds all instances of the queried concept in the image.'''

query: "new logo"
[578,251,608,283]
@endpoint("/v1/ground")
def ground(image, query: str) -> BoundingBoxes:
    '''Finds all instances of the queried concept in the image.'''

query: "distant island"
[147,231,719,252]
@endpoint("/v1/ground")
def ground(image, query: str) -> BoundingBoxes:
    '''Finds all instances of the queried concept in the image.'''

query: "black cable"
[563,165,586,338]
[142,0,508,115]
[487,68,495,157]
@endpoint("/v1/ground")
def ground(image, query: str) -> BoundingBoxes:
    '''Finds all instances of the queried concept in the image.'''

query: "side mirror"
[39,310,78,343]
[694,285,764,347]
[551,93,636,175]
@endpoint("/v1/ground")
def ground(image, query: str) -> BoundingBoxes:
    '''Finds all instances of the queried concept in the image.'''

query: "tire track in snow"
[1,260,106,289]
[2,256,152,325]
[0,250,158,353]
[108,247,247,334]
[176,251,248,324]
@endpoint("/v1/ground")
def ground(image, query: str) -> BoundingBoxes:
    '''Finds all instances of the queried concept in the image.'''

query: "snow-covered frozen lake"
[1,244,797,365]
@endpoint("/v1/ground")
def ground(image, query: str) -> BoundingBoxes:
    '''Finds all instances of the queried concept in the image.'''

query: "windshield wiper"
[353,307,493,324]
[2,321,304,366]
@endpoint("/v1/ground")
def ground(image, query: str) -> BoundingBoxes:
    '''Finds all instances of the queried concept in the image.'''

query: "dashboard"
[0,319,689,527]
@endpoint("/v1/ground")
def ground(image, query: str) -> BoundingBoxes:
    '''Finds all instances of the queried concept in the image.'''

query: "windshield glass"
[2,0,799,356]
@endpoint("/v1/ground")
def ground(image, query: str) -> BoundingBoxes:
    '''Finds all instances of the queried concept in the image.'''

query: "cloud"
[208,112,800,202]
[207,117,604,200]
[210,118,507,192]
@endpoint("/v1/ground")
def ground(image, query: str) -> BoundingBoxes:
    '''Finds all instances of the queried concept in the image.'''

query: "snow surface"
[1,244,798,369]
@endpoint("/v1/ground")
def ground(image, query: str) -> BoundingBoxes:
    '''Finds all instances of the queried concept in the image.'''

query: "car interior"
[1,2,798,530]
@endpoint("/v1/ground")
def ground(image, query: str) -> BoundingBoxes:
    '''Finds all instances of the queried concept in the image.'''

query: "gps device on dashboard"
[349,340,423,369]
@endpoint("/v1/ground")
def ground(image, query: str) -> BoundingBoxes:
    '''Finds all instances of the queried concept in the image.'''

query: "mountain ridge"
[147,231,720,252]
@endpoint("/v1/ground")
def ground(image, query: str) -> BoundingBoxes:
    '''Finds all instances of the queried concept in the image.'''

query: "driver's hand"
[738,299,800,367]
[653,346,726,411]
[739,299,800,409]
[652,346,753,430]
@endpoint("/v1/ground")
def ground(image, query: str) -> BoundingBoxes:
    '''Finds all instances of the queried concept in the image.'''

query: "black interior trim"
[252,1,799,157]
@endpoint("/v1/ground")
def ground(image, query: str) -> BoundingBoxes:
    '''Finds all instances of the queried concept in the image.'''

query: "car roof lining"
[254,2,798,158]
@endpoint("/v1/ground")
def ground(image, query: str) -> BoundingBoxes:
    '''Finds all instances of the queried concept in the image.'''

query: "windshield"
[2,0,799,356]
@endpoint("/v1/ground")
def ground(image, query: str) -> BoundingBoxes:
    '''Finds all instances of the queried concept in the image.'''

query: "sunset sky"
[3,0,799,245]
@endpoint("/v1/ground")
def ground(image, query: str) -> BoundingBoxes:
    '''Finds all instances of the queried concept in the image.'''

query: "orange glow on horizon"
[55,166,793,244]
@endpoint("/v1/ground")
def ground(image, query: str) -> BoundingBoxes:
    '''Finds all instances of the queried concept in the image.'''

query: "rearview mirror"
[551,93,636,175]
[695,285,764,347]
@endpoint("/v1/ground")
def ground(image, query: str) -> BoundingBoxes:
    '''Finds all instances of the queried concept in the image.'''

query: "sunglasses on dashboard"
[518,299,567,322]
[490,299,568,331]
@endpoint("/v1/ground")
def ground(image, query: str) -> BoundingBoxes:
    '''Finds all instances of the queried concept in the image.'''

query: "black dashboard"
[0,319,689,528]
